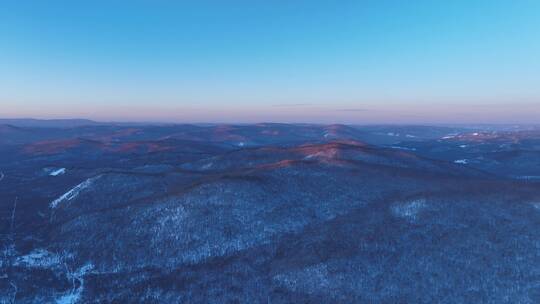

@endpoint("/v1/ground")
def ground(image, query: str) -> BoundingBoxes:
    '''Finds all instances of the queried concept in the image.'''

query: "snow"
[55,263,94,304]
[50,176,99,208]
[304,154,315,160]
[50,168,66,176]
[237,142,245,147]
[405,134,416,138]
[201,162,213,170]
[472,132,479,136]
[390,146,417,151]
[454,159,468,164]
[14,248,94,304]
[273,263,330,293]
[442,135,455,139]
[303,149,338,160]
[391,199,427,220]
[459,145,468,148]
[15,249,60,268]
[56,292,81,304]
[516,176,540,180]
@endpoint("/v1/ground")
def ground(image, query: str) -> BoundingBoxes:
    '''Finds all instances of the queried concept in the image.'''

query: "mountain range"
[1,120,540,303]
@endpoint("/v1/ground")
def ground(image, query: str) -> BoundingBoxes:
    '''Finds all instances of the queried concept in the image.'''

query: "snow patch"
[390,146,416,151]
[237,142,245,147]
[50,168,66,176]
[14,248,93,304]
[304,154,315,160]
[50,176,100,208]
[459,145,468,148]
[56,292,80,304]
[303,149,338,160]
[516,176,540,180]
[15,249,61,268]
[55,263,94,304]
[405,134,416,138]
[391,199,427,220]
[273,263,330,293]
[201,162,213,170]
[454,159,468,164]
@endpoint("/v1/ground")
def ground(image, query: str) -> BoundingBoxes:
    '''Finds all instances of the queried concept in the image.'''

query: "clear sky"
[1,1,539,124]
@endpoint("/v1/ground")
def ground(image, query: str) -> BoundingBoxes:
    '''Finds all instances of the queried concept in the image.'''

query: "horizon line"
[1,117,539,127]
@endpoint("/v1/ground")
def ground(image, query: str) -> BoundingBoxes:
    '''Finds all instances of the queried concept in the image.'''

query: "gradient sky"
[1,1,539,124]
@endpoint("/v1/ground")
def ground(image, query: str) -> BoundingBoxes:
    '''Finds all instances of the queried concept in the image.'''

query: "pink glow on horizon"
[2,101,539,124]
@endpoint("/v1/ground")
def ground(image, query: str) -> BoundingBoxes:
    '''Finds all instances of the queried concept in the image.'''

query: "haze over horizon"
[1,1,539,123]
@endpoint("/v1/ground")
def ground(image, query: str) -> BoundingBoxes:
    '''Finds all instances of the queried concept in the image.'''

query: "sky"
[1,0,539,124]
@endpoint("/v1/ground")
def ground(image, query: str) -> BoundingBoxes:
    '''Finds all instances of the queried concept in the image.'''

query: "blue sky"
[1,1,539,123]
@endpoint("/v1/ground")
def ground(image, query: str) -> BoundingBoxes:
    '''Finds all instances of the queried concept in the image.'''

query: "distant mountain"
[0,118,101,128]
